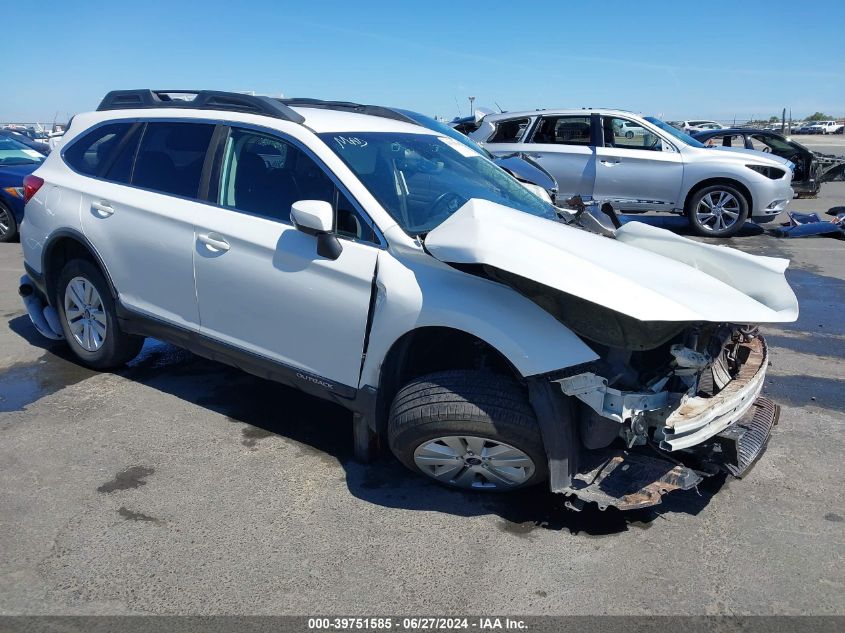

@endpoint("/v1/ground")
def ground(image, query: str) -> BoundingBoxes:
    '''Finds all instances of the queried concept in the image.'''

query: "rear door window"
[63,123,134,177]
[131,122,215,199]
[531,116,593,146]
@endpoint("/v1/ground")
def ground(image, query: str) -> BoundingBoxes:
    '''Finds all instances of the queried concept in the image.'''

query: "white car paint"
[425,199,798,323]
[19,97,799,486]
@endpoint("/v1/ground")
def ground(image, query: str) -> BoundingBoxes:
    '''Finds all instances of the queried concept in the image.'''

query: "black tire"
[0,202,18,243]
[388,370,548,491]
[55,259,144,369]
[685,183,749,237]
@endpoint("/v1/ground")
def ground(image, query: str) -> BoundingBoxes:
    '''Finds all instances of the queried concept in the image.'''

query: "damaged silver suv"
[19,90,799,511]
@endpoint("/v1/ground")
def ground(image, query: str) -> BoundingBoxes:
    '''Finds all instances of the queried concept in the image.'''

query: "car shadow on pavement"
[4,318,724,535]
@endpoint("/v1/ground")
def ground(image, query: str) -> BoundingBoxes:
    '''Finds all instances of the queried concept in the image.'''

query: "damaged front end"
[554,324,778,510]
[424,199,797,510]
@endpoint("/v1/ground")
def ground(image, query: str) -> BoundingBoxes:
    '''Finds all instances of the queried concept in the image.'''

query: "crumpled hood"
[425,199,798,323]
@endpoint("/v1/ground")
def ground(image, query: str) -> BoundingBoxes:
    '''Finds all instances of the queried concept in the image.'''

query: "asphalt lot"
[1,184,843,616]
[794,134,845,156]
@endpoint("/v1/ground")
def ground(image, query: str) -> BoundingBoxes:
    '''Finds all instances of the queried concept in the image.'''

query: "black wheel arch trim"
[41,228,119,304]
[527,377,579,492]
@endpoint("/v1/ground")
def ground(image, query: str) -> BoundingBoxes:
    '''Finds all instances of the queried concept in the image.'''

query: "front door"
[594,116,684,212]
[192,126,380,390]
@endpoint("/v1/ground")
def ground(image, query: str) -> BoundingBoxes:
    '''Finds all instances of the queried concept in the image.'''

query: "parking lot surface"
[1,185,843,615]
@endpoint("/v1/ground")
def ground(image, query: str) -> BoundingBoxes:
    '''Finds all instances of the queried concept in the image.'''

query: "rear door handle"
[90,200,114,217]
[197,232,230,252]
[526,153,543,159]
[600,159,621,166]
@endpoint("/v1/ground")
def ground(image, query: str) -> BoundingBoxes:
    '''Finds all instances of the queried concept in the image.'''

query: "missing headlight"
[746,164,786,180]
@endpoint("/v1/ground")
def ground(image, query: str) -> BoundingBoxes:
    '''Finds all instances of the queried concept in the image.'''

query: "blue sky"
[4,0,843,123]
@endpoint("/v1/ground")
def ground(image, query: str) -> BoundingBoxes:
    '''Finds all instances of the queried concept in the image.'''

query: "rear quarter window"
[63,123,135,177]
[487,118,530,143]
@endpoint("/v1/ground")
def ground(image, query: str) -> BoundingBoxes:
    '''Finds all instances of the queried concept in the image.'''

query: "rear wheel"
[56,259,144,369]
[686,184,749,237]
[0,203,17,242]
[388,370,547,491]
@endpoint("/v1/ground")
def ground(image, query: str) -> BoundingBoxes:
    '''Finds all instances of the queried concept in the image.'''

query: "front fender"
[359,249,598,388]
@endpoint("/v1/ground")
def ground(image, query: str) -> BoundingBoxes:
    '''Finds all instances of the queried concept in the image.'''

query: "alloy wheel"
[64,276,107,352]
[0,207,11,238]
[695,190,741,233]
[413,435,536,490]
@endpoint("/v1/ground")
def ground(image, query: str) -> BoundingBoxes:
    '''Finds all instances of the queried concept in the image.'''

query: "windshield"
[644,117,706,148]
[392,109,493,160]
[320,131,557,234]
[0,136,46,166]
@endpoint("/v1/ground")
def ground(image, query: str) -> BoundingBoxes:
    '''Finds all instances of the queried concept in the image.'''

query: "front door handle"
[90,200,114,217]
[197,232,230,252]
[526,153,543,159]
[600,159,621,166]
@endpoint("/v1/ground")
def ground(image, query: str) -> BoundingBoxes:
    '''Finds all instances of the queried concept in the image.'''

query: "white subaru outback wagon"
[18,90,799,510]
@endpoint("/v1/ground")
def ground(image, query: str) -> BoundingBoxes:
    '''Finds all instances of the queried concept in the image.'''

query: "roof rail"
[96,90,306,124]
[278,98,414,124]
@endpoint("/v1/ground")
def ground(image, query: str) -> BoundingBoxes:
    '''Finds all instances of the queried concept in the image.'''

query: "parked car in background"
[17,89,798,510]
[0,129,51,155]
[680,120,724,133]
[616,120,644,139]
[469,109,794,236]
[0,135,46,241]
[693,127,845,197]
[794,122,817,134]
[807,121,842,135]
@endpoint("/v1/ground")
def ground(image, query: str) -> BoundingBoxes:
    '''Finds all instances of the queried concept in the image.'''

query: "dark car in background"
[692,127,845,197]
[0,129,51,155]
[0,135,46,241]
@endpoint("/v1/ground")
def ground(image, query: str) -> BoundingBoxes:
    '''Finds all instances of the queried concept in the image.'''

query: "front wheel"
[685,184,749,237]
[388,370,548,491]
[56,259,144,369]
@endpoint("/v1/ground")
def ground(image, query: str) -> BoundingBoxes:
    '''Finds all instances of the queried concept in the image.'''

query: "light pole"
[468,96,475,117]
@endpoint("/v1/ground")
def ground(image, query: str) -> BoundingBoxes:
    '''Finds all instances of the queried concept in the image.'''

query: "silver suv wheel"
[686,183,749,237]
[695,190,741,233]
[63,276,107,352]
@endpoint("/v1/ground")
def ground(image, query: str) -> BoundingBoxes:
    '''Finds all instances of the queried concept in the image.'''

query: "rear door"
[519,114,597,200]
[192,126,380,390]
[594,115,683,212]
[74,120,214,329]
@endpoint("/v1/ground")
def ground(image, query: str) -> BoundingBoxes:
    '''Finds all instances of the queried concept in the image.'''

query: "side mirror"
[290,199,342,260]
[291,200,333,234]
